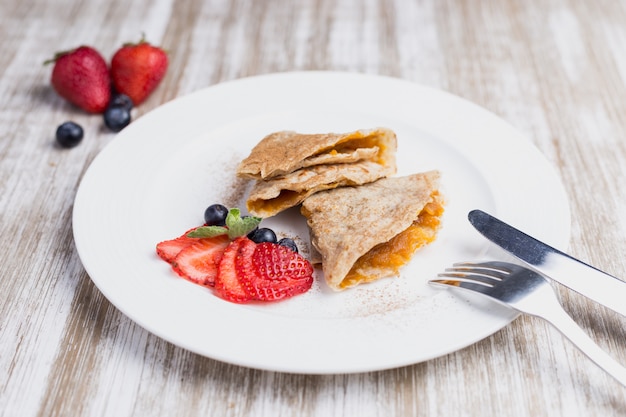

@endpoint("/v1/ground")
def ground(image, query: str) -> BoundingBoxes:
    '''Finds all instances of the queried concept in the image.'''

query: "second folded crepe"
[238,128,397,217]
[301,171,444,291]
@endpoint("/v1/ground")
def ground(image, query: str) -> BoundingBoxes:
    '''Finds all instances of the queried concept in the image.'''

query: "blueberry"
[55,121,83,148]
[109,94,133,111]
[247,227,277,244]
[278,237,298,253]
[104,106,131,132]
[204,204,228,226]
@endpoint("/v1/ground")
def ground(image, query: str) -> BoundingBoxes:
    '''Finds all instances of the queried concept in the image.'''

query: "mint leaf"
[225,208,242,227]
[185,208,262,240]
[226,208,262,239]
[186,225,228,238]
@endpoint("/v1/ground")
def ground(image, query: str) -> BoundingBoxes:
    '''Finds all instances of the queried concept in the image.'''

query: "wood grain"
[2,0,626,416]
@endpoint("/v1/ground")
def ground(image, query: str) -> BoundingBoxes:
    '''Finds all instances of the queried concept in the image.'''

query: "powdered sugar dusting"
[216,152,253,209]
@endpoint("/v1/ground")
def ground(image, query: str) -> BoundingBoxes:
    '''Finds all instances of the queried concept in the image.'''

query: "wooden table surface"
[3,0,626,416]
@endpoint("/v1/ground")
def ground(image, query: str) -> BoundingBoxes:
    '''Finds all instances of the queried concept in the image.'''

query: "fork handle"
[537,305,626,386]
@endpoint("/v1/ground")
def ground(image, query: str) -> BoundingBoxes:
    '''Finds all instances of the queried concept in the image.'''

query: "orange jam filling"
[340,192,444,288]
[248,190,300,214]
[329,132,387,164]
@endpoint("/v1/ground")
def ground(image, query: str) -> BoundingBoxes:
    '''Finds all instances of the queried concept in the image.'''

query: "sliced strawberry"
[214,237,253,303]
[233,237,259,297]
[171,234,230,287]
[156,229,199,263]
[157,237,192,262]
[243,242,314,301]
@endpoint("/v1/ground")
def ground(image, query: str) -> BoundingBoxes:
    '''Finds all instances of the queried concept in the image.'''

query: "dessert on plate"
[159,127,444,302]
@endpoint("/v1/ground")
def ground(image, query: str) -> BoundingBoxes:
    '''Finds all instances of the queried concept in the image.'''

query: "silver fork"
[430,261,626,386]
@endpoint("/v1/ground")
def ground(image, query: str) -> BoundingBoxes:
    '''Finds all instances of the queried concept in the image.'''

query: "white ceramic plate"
[73,72,570,374]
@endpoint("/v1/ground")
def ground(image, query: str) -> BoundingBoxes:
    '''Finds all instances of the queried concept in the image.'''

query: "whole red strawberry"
[111,38,168,106]
[46,46,111,113]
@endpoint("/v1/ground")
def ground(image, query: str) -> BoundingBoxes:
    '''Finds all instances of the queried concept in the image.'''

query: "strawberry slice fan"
[156,208,314,303]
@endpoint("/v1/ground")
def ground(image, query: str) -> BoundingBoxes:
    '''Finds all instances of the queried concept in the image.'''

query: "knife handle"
[536,299,626,386]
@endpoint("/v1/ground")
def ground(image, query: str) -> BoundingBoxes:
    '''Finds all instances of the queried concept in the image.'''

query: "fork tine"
[454,261,516,274]
[447,263,511,281]
[429,278,494,295]
[437,271,501,287]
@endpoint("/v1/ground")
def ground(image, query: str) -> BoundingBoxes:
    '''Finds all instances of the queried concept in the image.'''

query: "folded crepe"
[246,160,393,218]
[300,171,444,291]
[237,127,397,180]
[238,128,397,217]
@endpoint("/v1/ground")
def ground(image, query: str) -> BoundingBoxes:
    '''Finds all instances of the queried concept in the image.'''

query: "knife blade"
[469,209,626,317]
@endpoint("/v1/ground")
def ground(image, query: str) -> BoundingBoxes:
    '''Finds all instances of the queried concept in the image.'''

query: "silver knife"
[469,209,626,317]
